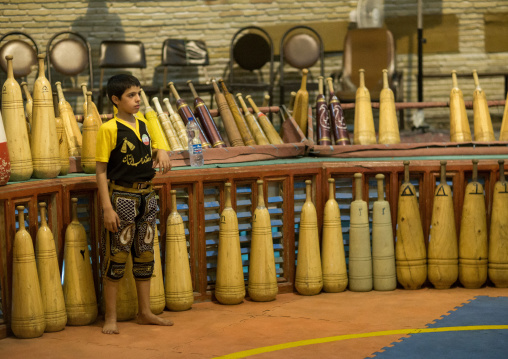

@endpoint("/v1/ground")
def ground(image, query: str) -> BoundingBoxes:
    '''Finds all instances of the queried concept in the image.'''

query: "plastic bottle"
[187,117,204,167]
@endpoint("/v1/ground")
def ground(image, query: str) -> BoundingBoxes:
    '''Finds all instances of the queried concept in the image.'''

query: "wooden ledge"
[310,141,508,158]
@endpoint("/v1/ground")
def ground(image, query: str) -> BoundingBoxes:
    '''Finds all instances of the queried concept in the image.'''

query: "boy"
[96,74,173,334]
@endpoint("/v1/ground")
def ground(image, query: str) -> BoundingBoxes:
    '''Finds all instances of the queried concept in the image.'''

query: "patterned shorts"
[102,184,158,281]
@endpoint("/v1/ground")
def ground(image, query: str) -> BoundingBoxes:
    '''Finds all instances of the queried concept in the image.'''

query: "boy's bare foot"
[136,311,174,326]
[102,318,119,334]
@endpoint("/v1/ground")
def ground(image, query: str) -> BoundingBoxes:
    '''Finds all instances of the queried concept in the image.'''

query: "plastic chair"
[333,28,403,126]
[160,39,212,100]
[98,40,156,113]
[335,28,402,101]
[227,26,274,107]
[279,25,324,105]
[46,31,93,100]
[0,31,38,80]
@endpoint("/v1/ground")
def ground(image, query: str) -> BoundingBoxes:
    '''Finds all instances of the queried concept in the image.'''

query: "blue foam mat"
[370,296,508,359]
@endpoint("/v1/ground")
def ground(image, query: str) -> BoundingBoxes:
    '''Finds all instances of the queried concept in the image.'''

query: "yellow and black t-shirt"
[96,114,158,183]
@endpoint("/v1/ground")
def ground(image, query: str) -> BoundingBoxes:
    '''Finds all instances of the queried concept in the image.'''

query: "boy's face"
[112,85,141,115]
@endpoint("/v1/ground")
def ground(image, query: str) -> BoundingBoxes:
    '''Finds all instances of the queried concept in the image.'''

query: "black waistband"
[112,180,152,189]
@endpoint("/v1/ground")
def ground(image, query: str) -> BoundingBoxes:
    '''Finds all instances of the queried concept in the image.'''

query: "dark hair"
[106,74,141,107]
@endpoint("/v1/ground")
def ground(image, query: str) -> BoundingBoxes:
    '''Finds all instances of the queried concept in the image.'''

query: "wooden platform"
[1,154,506,338]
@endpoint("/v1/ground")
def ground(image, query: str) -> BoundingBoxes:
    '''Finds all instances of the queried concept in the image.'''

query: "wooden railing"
[0,157,504,338]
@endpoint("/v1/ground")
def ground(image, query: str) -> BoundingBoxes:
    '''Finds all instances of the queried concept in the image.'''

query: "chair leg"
[98,70,104,114]
[52,91,59,118]
[98,92,103,114]
[209,90,214,109]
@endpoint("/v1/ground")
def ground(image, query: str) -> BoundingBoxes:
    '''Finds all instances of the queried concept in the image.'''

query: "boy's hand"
[153,149,171,175]
[104,207,120,233]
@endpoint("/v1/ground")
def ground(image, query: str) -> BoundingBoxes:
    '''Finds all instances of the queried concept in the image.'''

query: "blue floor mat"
[369,296,508,359]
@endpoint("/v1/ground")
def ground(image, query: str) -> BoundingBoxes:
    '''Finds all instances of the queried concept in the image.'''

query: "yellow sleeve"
[151,134,159,150]
[95,120,117,163]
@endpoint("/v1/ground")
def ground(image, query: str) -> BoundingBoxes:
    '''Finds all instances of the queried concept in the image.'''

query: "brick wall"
[2,0,508,128]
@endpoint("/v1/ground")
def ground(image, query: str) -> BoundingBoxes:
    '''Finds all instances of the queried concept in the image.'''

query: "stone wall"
[2,0,508,128]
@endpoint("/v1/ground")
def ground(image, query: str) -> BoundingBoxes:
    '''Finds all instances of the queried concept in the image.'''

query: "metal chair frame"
[46,31,94,91]
[227,26,274,108]
[0,31,38,79]
[160,38,213,102]
[98,40,154,113]
[279,25,324,105]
